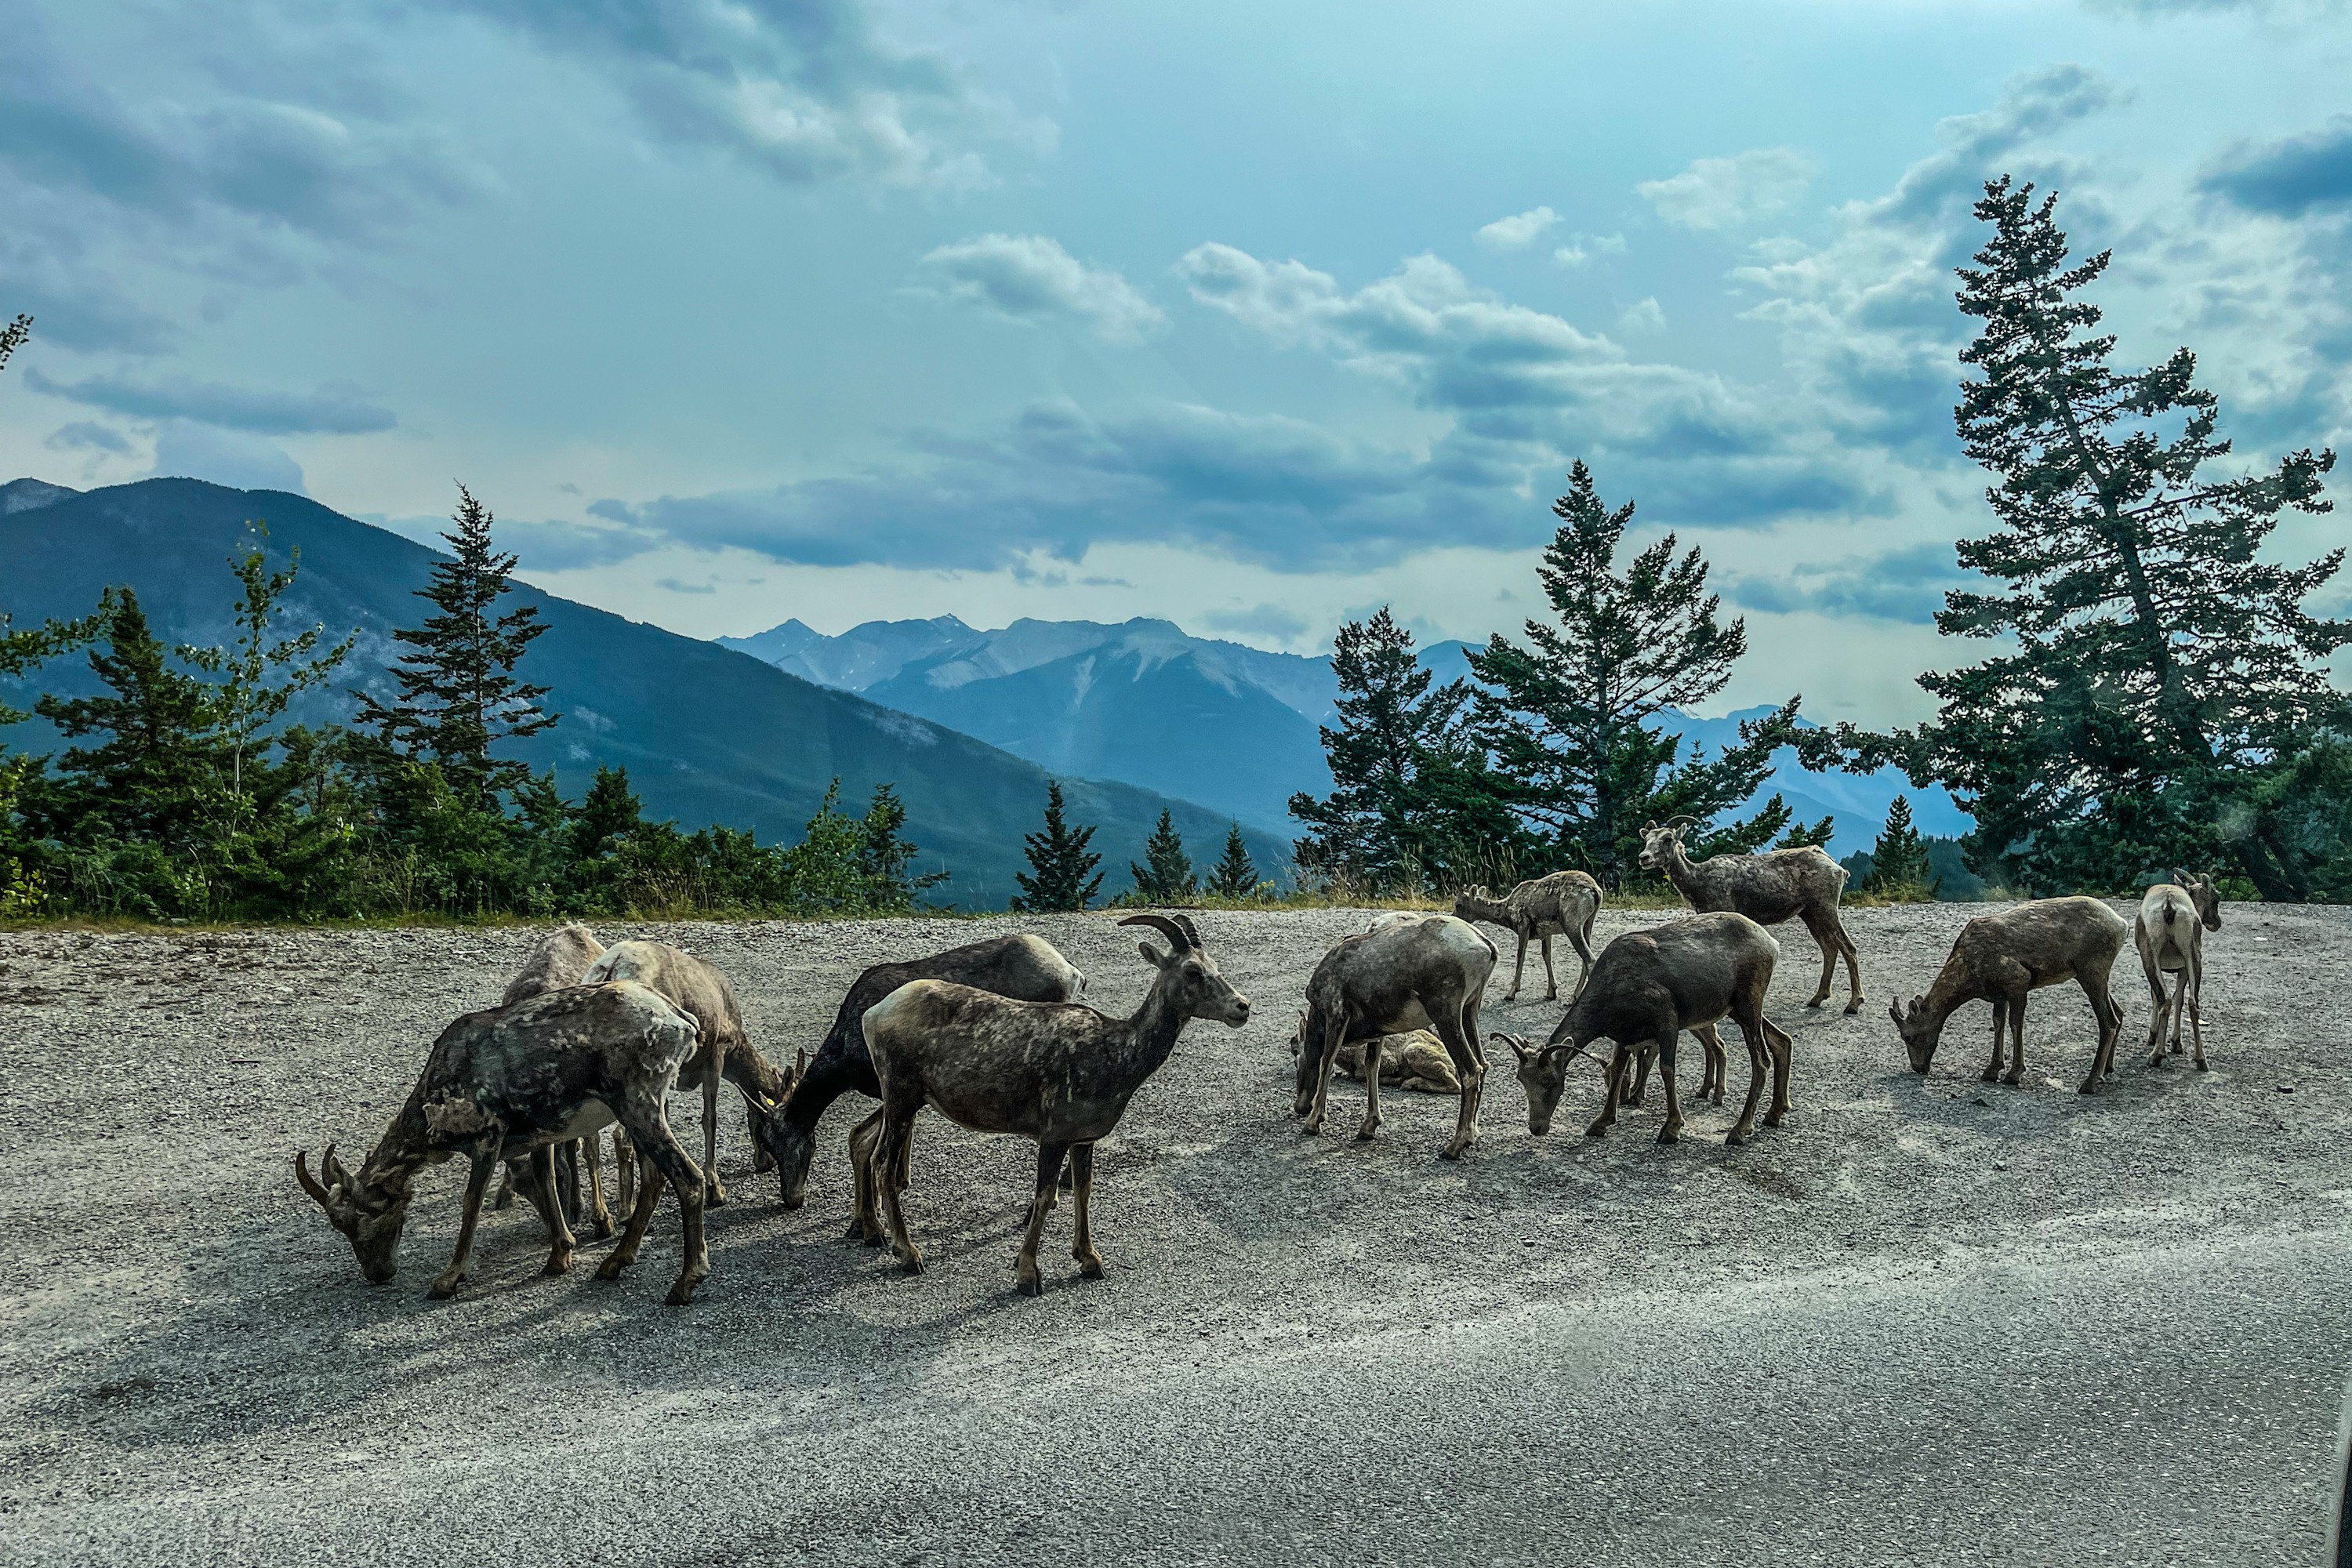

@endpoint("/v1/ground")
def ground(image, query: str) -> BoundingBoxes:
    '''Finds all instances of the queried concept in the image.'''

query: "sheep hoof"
[898,1253,924,1276]
[1806,997,1828,1010]
[1355,1123,1378,1142]
[594,1257,630,1281]
[1842,1001,1863,1016]
[1725,1127,1751,1147]
[2193,1059,2210,1073]
[663,1281,699,1307]
[1762,1110,1784,1127]
[1076,1255,1105,1279]
[543,1250,573,1277]
[1016,1272,1042,1297]
[704,1183,728,1208]
[1657,1126,1682,1145]
[426,1272,466,1299]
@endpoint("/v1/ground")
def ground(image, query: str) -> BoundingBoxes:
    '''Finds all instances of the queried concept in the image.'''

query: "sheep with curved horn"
[857,912,1250,1296]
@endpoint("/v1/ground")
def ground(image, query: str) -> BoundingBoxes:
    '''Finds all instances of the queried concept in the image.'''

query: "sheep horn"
[1661,815,1700,833]
[1172,913,1203,949]
[1490,1031,1534,1064]
[320,1142,352,1189]
[1117,913,1193,953]
[294,1149,335,1208]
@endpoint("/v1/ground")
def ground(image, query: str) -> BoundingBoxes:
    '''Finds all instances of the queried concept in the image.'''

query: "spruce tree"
[181,524,354,801]
[1128,809,1198,903]
[1011,780,1102,912]
[569,765,644,860]
[1775,811,1838,851]
[855,783,946,910]
[36,588,224,850]
[1207,823,1260,898]
[358,485,556,808]
[1468,460,1802,890]
[1851,178,2341,899]
[1863,795,1933,897]
[0,314,28,378]
[1290,607,1504,890]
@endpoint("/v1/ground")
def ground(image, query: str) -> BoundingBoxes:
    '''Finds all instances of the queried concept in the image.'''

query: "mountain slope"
[0,479,1292,906]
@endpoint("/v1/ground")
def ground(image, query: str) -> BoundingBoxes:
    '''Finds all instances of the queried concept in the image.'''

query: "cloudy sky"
[4,0,2349,724]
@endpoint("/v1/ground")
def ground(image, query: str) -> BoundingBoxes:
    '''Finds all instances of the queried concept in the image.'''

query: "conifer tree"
[1469,461,1800,890]
[1290,607,1504,890]
[1207,823,1260,898]
[359,485,556,808]
[36,589,223,849]
[1128,809,1198,903]
[1863,795,1933,897]
[1011,780,1102,912]
[182,524,354,801]
[855,783,945,910]
[1774,811,1838,851]
[1849,178,2341,898]
[0,314,29,379]
[569,765,644,860]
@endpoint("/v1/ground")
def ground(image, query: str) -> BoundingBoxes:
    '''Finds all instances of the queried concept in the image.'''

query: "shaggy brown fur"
[1293,913,1497,1160]
[2136,872,2223,1070]
[1451,871,1602,1001]
[1889,896,2129,1094]
[1639,819,1864,1014]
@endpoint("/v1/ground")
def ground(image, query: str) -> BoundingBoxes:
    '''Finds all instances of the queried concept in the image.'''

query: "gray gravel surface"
[2,902,2348,1566]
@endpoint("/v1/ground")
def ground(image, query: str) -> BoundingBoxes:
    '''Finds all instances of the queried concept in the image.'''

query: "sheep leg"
[702,1047,728,1207]
[1761,1014,1795,1127]
[2002,996,2028,1087]
[582,1131,612,1240]
[1301,1011,1349,1137]
[1624,1043,1652,1107]
[1567,916,1595,1000]
[1693,1021,1727,1105]
[2078,971,2124,1094]
[1586,1045,1629,1138]
[1433,1001,1484,1161]
[2140,945,2170,1062]
[491,1164,517,1211]
[1983,1006,2007,1083]
[524,1143,578,1276]
[617,1094,709,1305]
[1654,1032,1685,1145]
[429,1148,499,1299]
[1801,911,1838,1009]
[1726,1016,1770,1145]
[597,1145,667,1280]
[555,1138,583,1227]
[1541,934,1559,1002]
[1506,930,1529,1000]
[1015,1141,1070,1298]
[846,1108,886,1243]
[1835,916,1865,1014]
[747,1098,774,1175]
[1356,1036,1384,1141]
[612,1129,637,1218]
[2186,953,2207,1070]
[1069,1142,1102,1279]
[873,1105,924,1275]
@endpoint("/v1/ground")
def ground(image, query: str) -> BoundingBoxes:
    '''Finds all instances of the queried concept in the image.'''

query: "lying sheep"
[1289,1014,1461,1095]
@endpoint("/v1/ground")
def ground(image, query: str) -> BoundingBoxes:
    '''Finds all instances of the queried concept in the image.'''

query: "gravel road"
[2,902,2348,1566]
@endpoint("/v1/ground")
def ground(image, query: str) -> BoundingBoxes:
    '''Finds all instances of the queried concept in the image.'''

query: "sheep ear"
[1887,1001,1904,1025]
[1138,939,1170,968]
[1642,820,1659,833]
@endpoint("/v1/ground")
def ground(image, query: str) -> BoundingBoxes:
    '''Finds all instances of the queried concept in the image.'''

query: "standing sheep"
[2136,871,2223,1070]
[1451,870,1603,1001]
[1639,818,1864,1014]
[1889,896,2129,1094]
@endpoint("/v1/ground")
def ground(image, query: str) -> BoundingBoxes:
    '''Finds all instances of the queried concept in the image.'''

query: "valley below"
[2,902,2348,1565]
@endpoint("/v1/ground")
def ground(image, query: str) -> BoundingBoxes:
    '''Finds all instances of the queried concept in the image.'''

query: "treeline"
[1290,178,2350,904]
[0,486,942,922]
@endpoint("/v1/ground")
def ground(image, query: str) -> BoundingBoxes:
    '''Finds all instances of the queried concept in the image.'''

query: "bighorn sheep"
[1889,896,2129,1094]
[1292,913,1497,1159]
[294,982,719,1304]
[757,935,1086,1224]
[1287,1014,1462,1094]
[579,940,794,1210]
[1639,818,1864,1014]
[2136,872,2222,1070]
[490,924,612,1230]
[1497,912,1791,1146]
[1451,870,1602,1000]
[859,914,1250,1296]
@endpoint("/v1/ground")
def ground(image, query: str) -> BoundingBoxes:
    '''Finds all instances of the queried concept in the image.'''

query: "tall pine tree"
[1128,809,1198,903]
[1207,823,1260,898]
[1011,780,1103,912]
[1849,179,2342,898]
[35,589,224,851]
[1468,461,1802,890]
[359,485,556,808]
[1290,607,1508,891]
[181,524,354,801]
[1863,795,1933,897]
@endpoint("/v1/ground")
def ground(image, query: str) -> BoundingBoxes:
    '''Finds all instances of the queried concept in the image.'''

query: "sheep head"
[1887,993,1940,1073]
[294,1143,409,1284]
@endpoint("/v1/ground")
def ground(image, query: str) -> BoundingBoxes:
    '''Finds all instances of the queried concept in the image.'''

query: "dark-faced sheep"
[1292,913,1497,1159]
[1450,870,1603,1000]
[1639,818,1864,1014]
[858,914,1250,1296]
[1497,912,1791,1146]
[1889,896,2128,1094]
[295,982,717,1304]
[2136,871,2222,1071]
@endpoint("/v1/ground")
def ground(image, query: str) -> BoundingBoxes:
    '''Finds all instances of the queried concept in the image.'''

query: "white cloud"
[1552,232,1626,267]
[1636,147,1817,231]
[1619,297,1667,333]
[918,234,1166,344]
[1475,205,1560,249]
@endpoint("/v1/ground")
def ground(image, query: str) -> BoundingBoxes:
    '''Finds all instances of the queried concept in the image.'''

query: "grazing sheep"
[489,924,612,1231]
[1497,912,1790,1146]
[757,934,1087,1220]
[1293,913,1497,1159]
[859,914,1251,1296]
[579,940,793,1209]
[295,982,714,1304]
[1639,818,1865,1014]
[1288,1014,1462,1094]
[1451,871,1603,1001]
[1888,896,2129,1094]
[2136,871,2223,1071]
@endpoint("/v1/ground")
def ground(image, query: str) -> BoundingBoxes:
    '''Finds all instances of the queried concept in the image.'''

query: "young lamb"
[1450,870,1603,1001]
[1496,912,1790,1146]
[295,982,716,1304]
[2136,871,2223,1070]
[1639,818,1864,1014]
[1888,896,2129,1094]
[1287,1014,1462,1094]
